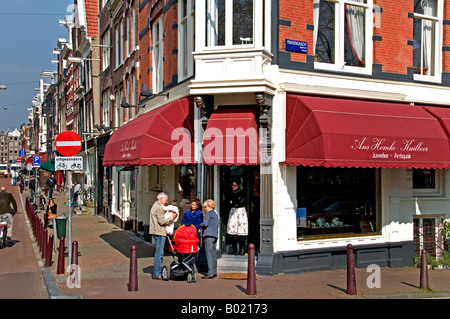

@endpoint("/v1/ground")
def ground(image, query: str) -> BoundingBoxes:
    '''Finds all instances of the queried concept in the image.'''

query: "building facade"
[32,0,450,275]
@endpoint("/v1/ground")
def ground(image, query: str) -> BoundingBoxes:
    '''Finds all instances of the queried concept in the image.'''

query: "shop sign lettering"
[120,139,138,159]
[351,137,428,160]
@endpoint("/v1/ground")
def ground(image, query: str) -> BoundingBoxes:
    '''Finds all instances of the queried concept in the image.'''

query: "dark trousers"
[203,236,217,276]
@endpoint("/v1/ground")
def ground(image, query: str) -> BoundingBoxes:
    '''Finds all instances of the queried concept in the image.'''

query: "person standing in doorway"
[149,192,177,279]
[200,199,219,279]
[226,179,248,255]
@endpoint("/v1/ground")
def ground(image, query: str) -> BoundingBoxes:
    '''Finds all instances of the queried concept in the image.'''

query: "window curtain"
[313,0,320,56]
[345,0,365,66]
[422,0,436,74]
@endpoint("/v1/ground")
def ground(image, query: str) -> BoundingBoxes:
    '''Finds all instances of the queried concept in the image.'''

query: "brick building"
[83,0,450,274]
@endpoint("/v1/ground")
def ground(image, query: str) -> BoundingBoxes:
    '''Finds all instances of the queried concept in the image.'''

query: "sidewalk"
[21,188,450,300]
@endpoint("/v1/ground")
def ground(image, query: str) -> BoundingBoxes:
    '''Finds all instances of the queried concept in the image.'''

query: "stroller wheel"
[187,272,196,283]
[161,266,169,281]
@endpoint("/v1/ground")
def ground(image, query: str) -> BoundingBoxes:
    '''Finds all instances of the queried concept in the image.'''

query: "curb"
[20,190,82,299]
[42,269,82,299]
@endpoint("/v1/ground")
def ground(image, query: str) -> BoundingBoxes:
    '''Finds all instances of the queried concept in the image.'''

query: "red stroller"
[161,224,199,283]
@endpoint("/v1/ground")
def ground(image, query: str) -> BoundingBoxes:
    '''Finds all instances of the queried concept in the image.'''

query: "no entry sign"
[55,131,82,157]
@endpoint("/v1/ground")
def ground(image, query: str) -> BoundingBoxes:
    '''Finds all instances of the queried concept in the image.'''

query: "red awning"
[423,106,450,141]
[285,94,450,169]
[203,108,259,165]
[103,97,195,166]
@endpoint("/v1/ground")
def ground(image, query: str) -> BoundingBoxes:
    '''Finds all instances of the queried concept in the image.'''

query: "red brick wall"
[279,0,314,63]
[373,0,412,74]
[443,1,450,74]
[277,0,450,76]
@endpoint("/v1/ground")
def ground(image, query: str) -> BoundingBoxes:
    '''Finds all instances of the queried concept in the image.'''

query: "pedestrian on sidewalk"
[71,180,81,212]
[149,192,177,280]
[44,198,57,228]
[29,176,37,201]
[0,186,17,243]
[46,174,57,199]
[200,199,219,279]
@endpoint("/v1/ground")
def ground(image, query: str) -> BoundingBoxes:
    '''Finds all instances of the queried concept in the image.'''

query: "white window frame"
[412,0,443,82]
[178,0,195,80]
[152,16,164,93]
[201,0,266,49]
[313,0,373,75]
[120,20,125,63]
[102,90,110,126]
[413,168,444,196]
[115,26,120,68]
[102,29,111,71]
[132,8,137,51]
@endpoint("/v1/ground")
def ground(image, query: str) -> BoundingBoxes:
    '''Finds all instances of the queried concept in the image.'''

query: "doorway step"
[217,254,256,274]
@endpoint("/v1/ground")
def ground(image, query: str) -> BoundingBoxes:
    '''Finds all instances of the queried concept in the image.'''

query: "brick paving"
[19,187,450,300]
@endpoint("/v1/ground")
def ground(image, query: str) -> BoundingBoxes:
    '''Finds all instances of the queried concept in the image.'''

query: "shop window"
[413,169,443,196]
[178,165,197,202]
[313,0,372,74]
[296,167,379,239]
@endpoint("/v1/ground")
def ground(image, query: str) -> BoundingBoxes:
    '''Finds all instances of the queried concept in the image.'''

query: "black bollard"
[246,243,257,295]
[129,245,138,291]
[346,244,357,295]
[45,235,54,267]
[57,237,65,275]
[420,249,429,290]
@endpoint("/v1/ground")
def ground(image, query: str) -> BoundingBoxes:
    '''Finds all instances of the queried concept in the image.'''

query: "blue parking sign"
[33,156,41,168]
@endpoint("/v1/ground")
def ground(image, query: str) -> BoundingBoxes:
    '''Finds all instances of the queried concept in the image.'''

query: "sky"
[0,0,73,133]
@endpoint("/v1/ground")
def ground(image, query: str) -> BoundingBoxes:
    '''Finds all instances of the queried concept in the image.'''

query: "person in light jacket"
[149,192,176,279]
[200,199,219,279]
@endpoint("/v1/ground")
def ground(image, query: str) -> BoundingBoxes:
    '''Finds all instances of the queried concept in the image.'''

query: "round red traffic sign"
[55,131,82,157]
[16,158,22,163]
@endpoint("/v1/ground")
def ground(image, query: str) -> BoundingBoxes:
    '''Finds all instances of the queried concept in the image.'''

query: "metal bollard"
[45,235,54,267]
[57,237,65,274]
[42,227,48,258]
[71,241,78,267]
[420,249,429,290]
[246,243,257,295]
[129,245,138,291]
[346,244,357,295]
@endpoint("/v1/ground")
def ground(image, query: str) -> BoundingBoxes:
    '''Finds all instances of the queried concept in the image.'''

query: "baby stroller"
[161,224,199,283]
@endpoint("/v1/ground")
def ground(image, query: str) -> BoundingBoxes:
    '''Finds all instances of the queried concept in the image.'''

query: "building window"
[313,0,373,73]
[102,90,110,126]
[412,168,443,196]
[414,217,446,257]
[206,0,255,47]
[178,165,198,201]
[178,0,194,80]
[413,0,442,80]
[132,8,137,51]
[152,16,164,93]
[115,26,120,68]
[297,167,379,239]
[102,29,111,71]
